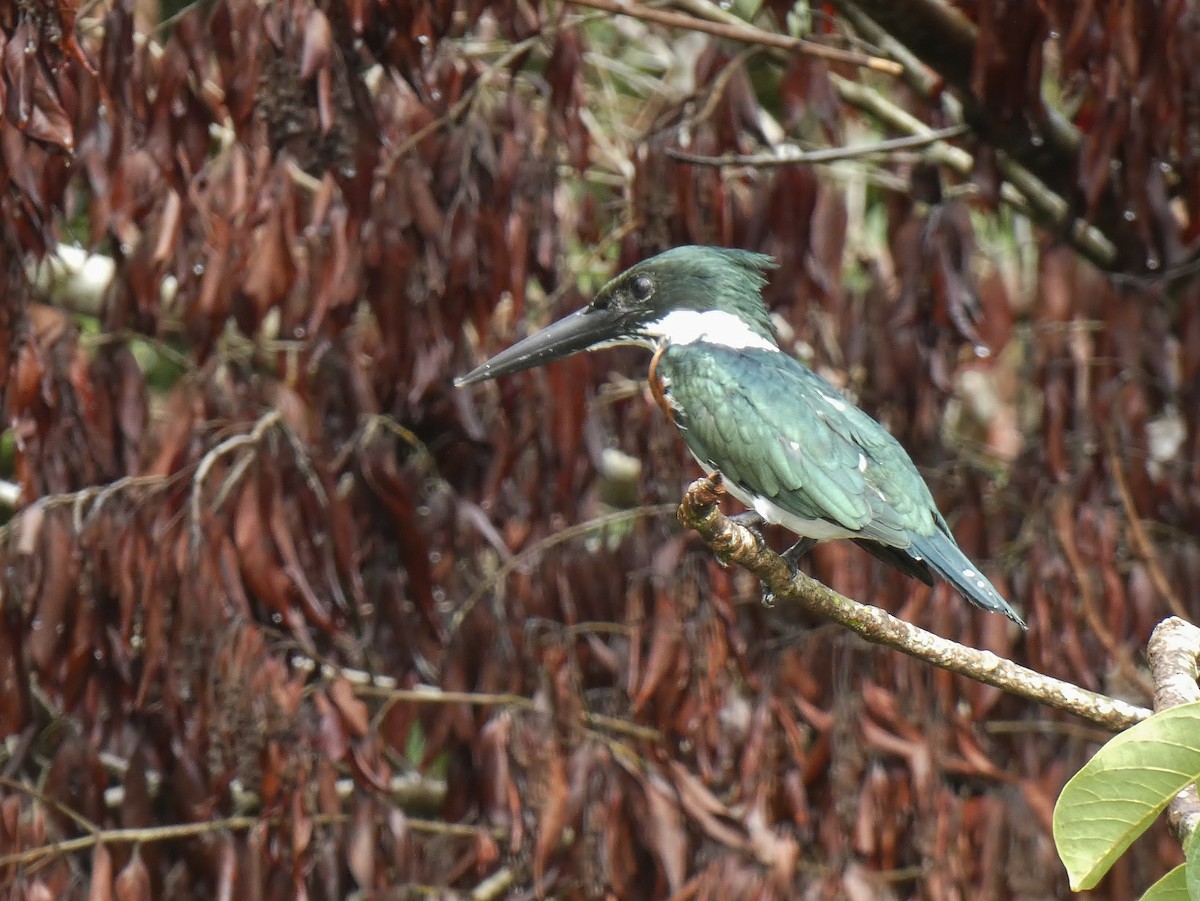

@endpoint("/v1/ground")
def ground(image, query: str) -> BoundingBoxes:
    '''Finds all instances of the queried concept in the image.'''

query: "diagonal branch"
[676,476,1150,732]
[828,0,1142,270]
[567,0,902,73]
[666,125,970,167]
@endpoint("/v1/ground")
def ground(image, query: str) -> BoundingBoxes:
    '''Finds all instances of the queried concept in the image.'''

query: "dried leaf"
[329,677,370,738]
[532,742,570,892]
[300,9,333,79]
[88,843,114,901]
[114,848,151,901]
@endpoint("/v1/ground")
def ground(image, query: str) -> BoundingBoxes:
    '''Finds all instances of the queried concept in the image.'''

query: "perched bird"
[455,246,1026,627]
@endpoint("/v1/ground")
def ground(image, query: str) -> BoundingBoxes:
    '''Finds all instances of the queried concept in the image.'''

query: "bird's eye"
[631,275,654,301]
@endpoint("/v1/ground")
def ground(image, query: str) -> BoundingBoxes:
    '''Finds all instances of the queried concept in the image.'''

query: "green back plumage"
[657,343,940,545]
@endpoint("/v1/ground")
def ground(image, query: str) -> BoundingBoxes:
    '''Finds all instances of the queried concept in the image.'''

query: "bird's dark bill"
[454,305,630,386]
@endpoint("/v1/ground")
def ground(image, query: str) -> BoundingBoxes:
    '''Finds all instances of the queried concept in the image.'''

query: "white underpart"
[646,309,779,351]
[733,481,858,541]
[690,451,857,541]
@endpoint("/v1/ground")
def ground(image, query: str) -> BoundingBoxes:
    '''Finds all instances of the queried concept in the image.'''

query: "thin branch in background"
[0,473,179,547]
[353,682,663,742]
[0,811,503,872]
[542,218,643,308]
[1051,493,1154,700]
[567,0,902,73]
[1105,428,1190,620]
[189,409,283,530]
[828,74,1118,269]
[471,867,515,901]
[449,502,679,637]
[676,476,1151,732]
[827,0,1128,272]
[683,45,762,132]
[0,777,102,840]
[666,125,970,167]
[383,28,554,171]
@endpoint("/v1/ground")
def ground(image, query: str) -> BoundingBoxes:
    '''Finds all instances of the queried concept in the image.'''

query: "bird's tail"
[909,532,1027,628]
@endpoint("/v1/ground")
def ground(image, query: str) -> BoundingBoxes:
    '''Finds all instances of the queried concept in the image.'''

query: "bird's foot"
[761,538,816,608]
[779,537,817,570]
[707,510,766,570]
[729,510,767,543]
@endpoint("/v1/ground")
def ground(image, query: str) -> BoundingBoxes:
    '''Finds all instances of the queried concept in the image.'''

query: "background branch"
[828,0,1140,269]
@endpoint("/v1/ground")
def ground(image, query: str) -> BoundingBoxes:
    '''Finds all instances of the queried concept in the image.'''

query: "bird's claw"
[779,537,816,570]
[729,510,767,544]
[760,537,816,608]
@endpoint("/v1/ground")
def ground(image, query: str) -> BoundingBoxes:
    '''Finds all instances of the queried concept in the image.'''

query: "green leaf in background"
[1053,701,1200,890]
[1186,822,1200,900]
[1138,864,1189,901]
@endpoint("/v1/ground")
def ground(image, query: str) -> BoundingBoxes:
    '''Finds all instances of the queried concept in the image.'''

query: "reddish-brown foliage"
[0,0,1197,898]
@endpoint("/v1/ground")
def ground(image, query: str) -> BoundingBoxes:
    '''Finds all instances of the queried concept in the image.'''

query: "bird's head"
[455,245,779,387]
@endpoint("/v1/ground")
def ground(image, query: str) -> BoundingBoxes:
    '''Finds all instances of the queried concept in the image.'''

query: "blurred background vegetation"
[1,0,1198,897]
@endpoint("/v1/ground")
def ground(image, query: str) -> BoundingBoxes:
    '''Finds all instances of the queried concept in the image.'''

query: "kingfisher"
[455,246,1026,627]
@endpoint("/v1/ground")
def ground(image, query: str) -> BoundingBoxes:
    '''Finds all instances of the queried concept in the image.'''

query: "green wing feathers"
[657,344,939,546]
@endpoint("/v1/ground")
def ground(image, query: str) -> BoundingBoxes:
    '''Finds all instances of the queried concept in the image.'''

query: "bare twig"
[0,777,101,839]
[543,220,642,307]
[677,476,1151,732]
[829,0,1146,270]
[354,683,663,742]
[568,0,901,73]
[1051,493,1154,699]
[0,474,178,547]
[1105,429,1189,620]
[0,812,502,871]
[189,409,283,529]
[828,75,1118,269]
[472,867,516,901]
[449,503,678,637]
[383,30,551,171]
[666,125,970,167]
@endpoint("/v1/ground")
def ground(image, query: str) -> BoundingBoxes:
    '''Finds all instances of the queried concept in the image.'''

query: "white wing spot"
[857,453,867,473]
[820,392,847,412]
[788,440,802,452]
[962,569,975,579]
[977,580,988,590]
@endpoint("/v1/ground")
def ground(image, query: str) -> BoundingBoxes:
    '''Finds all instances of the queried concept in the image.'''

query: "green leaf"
[1138,864,1189,901]
[1186,823,1200,900]
[1053,701,1200,890]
